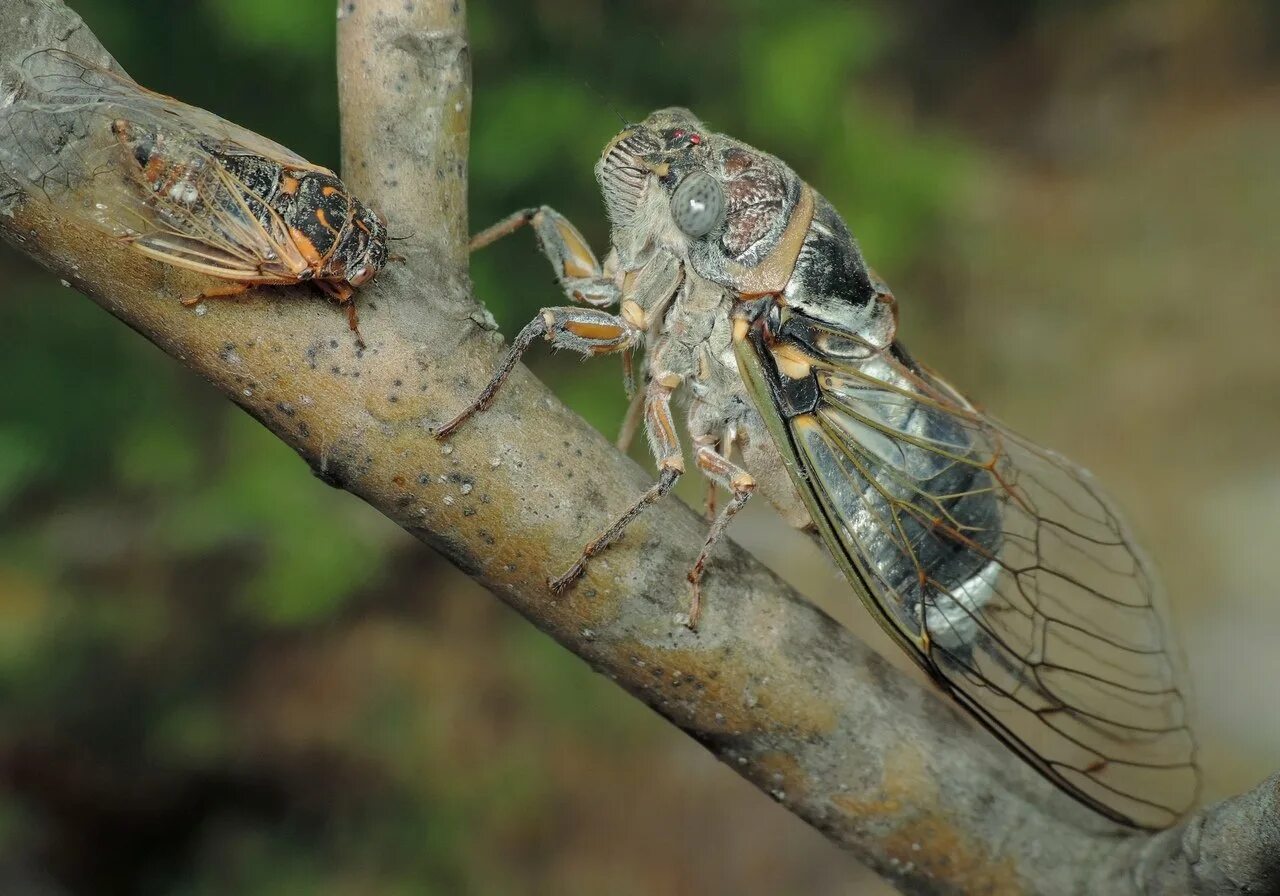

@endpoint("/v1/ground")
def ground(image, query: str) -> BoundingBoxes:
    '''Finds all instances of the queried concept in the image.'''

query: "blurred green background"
[1,1,1278,893]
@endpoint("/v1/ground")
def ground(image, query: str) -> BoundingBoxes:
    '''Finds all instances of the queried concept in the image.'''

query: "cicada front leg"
[470,206,620,308]
[439,234,681,441]
[315,280,364,344]
[433,306,641,438]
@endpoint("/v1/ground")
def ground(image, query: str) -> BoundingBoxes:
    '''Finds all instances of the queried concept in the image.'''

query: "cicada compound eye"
[350,264,376,287]
[670,170,725,238]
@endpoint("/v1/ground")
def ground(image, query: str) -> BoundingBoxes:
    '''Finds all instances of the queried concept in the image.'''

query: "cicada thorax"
[270,168,387,295]
[275,170,354,277]
[211,153,364,288]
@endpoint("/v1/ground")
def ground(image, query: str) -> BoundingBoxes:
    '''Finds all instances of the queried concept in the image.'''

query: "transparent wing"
[734,306,1198,829]
[14,49,327,172]
[0,49,309,281]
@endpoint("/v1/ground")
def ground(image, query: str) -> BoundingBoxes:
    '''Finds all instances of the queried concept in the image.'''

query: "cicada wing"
[733,306,1198,830]
[14,50,330,173]
[128,231,292,282]
[0,49,310,282]
[124,158,310,282]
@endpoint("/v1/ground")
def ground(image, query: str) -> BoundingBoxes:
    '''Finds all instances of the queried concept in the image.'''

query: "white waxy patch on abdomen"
[167,180,199,205]
[926,559,1000,652]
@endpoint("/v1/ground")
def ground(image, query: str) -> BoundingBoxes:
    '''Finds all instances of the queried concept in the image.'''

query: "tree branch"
[0,1,1275,893]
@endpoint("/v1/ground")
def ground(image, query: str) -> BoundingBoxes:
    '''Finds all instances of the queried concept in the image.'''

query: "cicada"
[0,50,388,338]
[437,108,1198,829]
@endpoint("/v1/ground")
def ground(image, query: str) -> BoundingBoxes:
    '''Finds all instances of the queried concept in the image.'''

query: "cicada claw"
[548,562,586,595]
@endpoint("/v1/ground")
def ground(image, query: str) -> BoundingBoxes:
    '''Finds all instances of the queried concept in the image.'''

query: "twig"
[0,1,1276,892]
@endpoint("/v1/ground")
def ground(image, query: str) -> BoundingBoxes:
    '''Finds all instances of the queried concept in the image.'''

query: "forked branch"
[0,1,1276,893]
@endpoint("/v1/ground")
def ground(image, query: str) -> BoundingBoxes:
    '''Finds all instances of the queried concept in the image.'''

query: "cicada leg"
[615,386,646,452]
[180,281,251,306]
[549,376,684,594]
[702,434,722,521]
[685,436,756,630]
[469,208,539,251]
[470,206,636,413]
[471,206,620,308]
[433,307,641,438]
[315,280,365,349]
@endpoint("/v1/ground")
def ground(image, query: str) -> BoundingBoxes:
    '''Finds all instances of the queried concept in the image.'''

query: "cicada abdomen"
[774,311,1005,654]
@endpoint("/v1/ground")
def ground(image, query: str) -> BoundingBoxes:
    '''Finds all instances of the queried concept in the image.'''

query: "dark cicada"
[0,50,387,338]
[437,108,1198,830]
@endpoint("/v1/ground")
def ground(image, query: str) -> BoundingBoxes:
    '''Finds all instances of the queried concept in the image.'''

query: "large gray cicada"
[437,108,1197,830]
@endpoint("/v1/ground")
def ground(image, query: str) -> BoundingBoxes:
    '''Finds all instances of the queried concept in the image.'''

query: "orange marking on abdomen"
[142,154,169,186]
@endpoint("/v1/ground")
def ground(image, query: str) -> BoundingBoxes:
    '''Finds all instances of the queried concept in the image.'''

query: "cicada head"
[330,199,388,289]
[596,108,807,286]
[597,108,889,344]
[596,108,740,253]
[596,108,699,226]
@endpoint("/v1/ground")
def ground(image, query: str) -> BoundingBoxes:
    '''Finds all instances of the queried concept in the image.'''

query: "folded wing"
[734,305,1198,829]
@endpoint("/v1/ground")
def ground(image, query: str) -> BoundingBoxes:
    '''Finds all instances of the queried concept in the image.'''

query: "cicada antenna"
[383,232,415,265]
[582,78,627,127]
